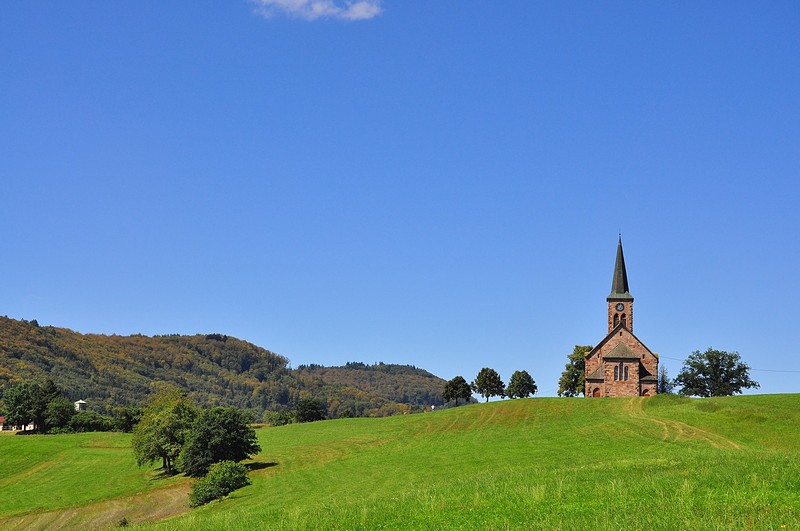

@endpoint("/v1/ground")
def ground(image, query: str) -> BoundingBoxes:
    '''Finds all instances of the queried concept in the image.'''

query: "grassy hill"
[1,394,798,529]
[0,316,445,418]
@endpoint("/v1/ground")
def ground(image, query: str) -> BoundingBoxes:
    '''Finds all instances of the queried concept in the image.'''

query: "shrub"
[189,461,250,507]
[69,411,114,432]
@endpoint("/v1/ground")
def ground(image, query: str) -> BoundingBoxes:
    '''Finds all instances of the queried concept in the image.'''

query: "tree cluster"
[441,369,537,406]
[131,386,261,477]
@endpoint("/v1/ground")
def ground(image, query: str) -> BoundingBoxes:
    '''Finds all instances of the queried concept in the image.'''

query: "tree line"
[441,368,538,406]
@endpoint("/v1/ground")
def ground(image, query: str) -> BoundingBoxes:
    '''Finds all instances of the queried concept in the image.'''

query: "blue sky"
[2,1,798,396]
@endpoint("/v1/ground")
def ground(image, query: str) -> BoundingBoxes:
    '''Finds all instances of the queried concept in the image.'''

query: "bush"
[69,411,114,432]
[189,461,251,507]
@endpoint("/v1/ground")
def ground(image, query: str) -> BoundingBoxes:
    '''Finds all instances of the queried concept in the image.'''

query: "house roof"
[608,236,633,301]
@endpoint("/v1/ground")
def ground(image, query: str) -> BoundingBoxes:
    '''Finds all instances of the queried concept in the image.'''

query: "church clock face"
[616,303,625,311]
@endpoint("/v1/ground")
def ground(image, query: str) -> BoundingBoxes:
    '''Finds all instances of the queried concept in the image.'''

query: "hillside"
[0,316,445,418]
[0,394,797,529]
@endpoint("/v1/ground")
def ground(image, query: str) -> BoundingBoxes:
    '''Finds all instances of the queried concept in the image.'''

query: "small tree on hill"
[472,368,505,402]
[657,365,674,395]
[675,348,759,397]
[181,407,261,477]
[442,376,473,406]
[557,345,591,397]
[505,370,537,399]
[295,397,327,423]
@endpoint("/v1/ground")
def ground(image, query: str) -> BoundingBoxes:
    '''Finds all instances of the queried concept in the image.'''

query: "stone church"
[584,238,658,397]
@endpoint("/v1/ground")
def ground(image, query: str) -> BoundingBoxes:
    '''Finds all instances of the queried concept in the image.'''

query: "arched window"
[621,314,627,328]
[624,366,629,381]
[614,314,619,327]
[613,366,618,380]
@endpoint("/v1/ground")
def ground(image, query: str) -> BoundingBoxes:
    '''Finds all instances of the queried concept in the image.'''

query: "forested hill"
[0,316,446,419]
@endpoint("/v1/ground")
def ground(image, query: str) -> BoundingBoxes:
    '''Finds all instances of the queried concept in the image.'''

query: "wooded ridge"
[0,316,445,419]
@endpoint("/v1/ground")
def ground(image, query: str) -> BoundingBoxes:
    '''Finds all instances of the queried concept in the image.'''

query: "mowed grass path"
[150,394,800,530]
[2,395,799,529]
[0,432,190,528]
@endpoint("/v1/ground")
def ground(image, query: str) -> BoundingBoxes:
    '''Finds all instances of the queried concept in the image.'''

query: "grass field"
[1,394,799,530]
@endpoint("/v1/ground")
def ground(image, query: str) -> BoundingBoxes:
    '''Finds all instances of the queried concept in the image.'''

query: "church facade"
[584,238,658,397]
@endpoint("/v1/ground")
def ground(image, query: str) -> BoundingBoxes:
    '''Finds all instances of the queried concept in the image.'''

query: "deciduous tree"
[181,407,261,477]
[675,348,759,397]
[132,387,197,474]
[472,368,505,402]
[557,345,591,397]
[441,376,473,406]
[505,370,537,399]
[295,397,326,423]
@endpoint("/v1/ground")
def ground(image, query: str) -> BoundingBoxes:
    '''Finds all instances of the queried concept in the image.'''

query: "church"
[584,238,659,397]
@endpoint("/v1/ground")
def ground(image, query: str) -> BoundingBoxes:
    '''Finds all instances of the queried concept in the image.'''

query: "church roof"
[585,321,656,360]
[586,366,605,381]
[608,236,633,301]
[604,343,641,359]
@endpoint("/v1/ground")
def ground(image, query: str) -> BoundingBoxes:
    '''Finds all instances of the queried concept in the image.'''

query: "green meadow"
[2,394,799,530]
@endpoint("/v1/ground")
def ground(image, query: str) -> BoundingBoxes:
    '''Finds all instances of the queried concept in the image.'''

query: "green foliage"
[295,397,326,423]
[45,396,76,431]
[505,370,537,398]
[441,375,472,405]
[189,461,251,507]
[657,365,674,394]
[69,411,114,432]
[181,407,261,477]
[132,387,198,474]
[675,348,760,397]
[3,381,36,430]
[557,345,591,397]
[2,378,63,432]
[263,410,294,426]
[471,368,504,402]
[112,405,143,433]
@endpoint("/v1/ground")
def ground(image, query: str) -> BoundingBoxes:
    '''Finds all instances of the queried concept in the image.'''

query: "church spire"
[609,236,632,300]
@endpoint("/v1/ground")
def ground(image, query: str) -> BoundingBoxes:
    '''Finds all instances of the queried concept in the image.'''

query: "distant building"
[584,238,659,397]
[74,400,87,411]
[0,416,4,430]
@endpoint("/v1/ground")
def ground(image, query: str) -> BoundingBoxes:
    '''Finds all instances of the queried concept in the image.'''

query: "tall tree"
[505,370,537,399]
[3,382,37,431]
[657,365,674,395]
[472,368,505,402]
[442,376,473,406]
[181,407,261,477]
[557,345,592,397]
[132,387,198,474]
[675,348,759,397]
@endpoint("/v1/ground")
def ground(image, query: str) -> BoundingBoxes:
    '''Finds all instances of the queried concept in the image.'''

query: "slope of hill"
[0,394,797,529]
[0,316,445,418]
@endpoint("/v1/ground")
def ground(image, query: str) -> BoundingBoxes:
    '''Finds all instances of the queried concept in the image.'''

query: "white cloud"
[252,0,383,21]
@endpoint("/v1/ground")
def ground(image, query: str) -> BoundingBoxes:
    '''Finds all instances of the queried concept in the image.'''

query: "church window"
[624,366,629,381]
[621,314,627,327]
[613,366,618,380]
[614,314,619,327]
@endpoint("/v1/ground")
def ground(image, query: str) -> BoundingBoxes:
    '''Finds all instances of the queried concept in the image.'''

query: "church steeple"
[609,236,632,299]
[607,237,633,332]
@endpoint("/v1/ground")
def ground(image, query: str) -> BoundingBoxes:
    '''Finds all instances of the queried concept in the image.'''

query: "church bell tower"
[607,236,633,333]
